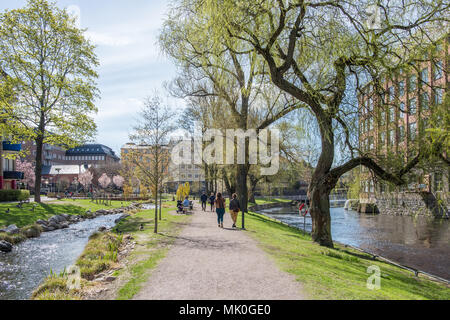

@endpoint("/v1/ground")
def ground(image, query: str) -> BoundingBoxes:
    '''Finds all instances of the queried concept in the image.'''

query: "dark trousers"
[201,201,206,211]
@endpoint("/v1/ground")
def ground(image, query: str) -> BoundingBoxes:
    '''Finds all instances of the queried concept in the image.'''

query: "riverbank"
[245,210,450,299]
[30,201,190,300]
[0,200,141,251]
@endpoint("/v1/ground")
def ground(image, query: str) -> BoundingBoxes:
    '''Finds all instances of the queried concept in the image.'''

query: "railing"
[3,171,24,179]
[2,141,21,152]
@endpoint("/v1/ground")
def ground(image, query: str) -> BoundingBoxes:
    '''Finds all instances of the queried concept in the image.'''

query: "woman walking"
[214,193,226,228]
[229,193,240,228]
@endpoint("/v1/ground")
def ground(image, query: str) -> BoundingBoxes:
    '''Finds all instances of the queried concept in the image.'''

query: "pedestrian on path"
[209,192,216,212]
[200,192,208,211]
[215,193,226,228]
[229,193,240,228]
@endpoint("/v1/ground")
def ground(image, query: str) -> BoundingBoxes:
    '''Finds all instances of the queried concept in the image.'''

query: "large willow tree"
[170,0,449,246]
[160,5,303,212]
[0,0,99,202]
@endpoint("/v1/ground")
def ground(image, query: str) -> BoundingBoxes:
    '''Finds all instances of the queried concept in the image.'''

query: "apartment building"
[0,140,24,190]
[358,37,449,215]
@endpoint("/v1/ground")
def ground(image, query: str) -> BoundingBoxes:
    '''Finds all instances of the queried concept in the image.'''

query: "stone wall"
[248,201,293,212]
[373,191,449,217]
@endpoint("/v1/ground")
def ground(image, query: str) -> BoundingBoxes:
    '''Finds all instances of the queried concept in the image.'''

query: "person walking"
[229,193,240,228]
[209,192,216,212]
[214,193,226,228]
[200,192,208,212]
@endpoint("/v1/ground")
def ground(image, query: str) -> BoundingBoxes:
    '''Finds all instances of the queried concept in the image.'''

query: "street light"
[55,168,61,196]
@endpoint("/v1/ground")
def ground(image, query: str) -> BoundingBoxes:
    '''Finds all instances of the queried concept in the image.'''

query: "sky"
[0,0,184,155]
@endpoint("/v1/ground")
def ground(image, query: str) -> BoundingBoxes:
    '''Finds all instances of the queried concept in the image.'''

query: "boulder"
[114,214,130,223]
[98,226,107,232]
[3,225,20,235]
[0,240,13,253]
[36,220,48,226]
[60,223,69,229]
[42,225,55,232]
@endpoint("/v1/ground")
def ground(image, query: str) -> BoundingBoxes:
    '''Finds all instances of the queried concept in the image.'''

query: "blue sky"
[0,0,183,154]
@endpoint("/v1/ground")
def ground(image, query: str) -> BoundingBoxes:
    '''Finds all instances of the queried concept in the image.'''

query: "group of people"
[200,192,241,229]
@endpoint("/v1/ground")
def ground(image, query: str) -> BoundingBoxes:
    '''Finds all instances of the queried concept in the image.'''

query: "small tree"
[128,93,176,233]
[113,175,125,189]
[78,171,93,192]
[16,159,35,189]
[98,173,111,190]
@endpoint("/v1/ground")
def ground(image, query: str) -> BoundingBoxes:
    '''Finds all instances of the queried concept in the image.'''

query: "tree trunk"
[307,116,335,247]
[309,184,333,247]
[154,185,158,233]
[236,164,249,212]
[248,181,256,204]
[34,135,44,203]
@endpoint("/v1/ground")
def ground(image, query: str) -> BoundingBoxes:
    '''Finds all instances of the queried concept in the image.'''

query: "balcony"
[3,171,24,180]
[2,141,22,152]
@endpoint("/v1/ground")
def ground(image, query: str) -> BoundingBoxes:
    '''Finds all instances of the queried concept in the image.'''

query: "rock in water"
[4,225,20,234]
[0,240,13,253]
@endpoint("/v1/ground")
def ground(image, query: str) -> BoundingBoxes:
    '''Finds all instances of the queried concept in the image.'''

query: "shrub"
[0,189,30,202]
[0,232,26,244]
[21,224,43,238]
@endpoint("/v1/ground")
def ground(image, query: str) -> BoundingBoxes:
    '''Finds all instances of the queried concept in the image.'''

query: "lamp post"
[55,168,61,196]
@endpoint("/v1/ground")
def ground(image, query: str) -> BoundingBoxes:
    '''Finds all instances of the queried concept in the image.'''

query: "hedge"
[0,189,30,202]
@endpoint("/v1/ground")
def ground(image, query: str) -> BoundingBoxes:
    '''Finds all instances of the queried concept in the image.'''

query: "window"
[408,74,417,92]
[388,86,395,101]
[380,111,386,126]
[369,117,373,131]
[399,81,405,97]
[399,126,405,141]
[368,98,373,112]
[369,136,374,150]
[433,61,443,80]
[380,131,386,145]
[389,107,395,123]
[399,102,405,118]
[409,98,417,115]
[420,68,429,86]
[409,122,417,141]
[434,88,443,105]
[389,129,395,146]
[420,92,430,111]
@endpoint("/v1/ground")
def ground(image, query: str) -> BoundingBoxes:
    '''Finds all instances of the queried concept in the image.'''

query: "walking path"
[133,202,305,300]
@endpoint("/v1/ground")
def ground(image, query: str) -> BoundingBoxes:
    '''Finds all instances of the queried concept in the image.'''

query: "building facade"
[22,142,120,167]
[358,37,449,216]
[0,140,24,190]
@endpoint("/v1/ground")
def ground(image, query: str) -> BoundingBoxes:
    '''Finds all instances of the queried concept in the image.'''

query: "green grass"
[245,211,450,300]
[115,201,191,300]
[32,232,124,300]
[253,197,292,205]
[0,199,134,228]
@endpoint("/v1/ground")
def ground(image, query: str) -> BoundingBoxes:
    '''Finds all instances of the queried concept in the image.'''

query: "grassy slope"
[253,198,292,205]
[245,211,450,300]
[0,200,134,227]
[113,201,191,300]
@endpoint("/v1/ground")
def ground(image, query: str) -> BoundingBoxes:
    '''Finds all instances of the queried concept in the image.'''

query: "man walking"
[209,192,216,212]
[229,193,240,228]
[200,192,208,212]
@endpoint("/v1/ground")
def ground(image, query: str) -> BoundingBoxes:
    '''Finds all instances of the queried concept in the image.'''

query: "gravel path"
[133,202,305,300]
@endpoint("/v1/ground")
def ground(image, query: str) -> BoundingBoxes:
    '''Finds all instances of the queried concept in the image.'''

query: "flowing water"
[0,213,123,300]
[261,206,450,280]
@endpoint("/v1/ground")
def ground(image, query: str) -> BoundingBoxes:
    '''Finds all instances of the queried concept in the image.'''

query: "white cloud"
[86,31,134,47]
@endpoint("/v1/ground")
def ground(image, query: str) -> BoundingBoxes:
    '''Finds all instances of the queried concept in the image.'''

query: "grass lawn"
[253,198,292,205]
[245,211,450,300]
[0,199,134,228]
[113,201,191,300]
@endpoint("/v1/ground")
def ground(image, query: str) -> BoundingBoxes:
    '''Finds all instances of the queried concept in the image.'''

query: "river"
[260,206,450,280]
[0,213,123,300]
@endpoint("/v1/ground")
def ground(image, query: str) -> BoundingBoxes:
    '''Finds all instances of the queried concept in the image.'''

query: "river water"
[261,206,450,280]
[0,213,122,300]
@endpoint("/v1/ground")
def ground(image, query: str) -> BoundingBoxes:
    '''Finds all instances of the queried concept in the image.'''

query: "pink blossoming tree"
[16,159,35,188]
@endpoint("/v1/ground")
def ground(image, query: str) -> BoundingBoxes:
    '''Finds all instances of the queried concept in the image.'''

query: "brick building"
[358,37,449,216]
